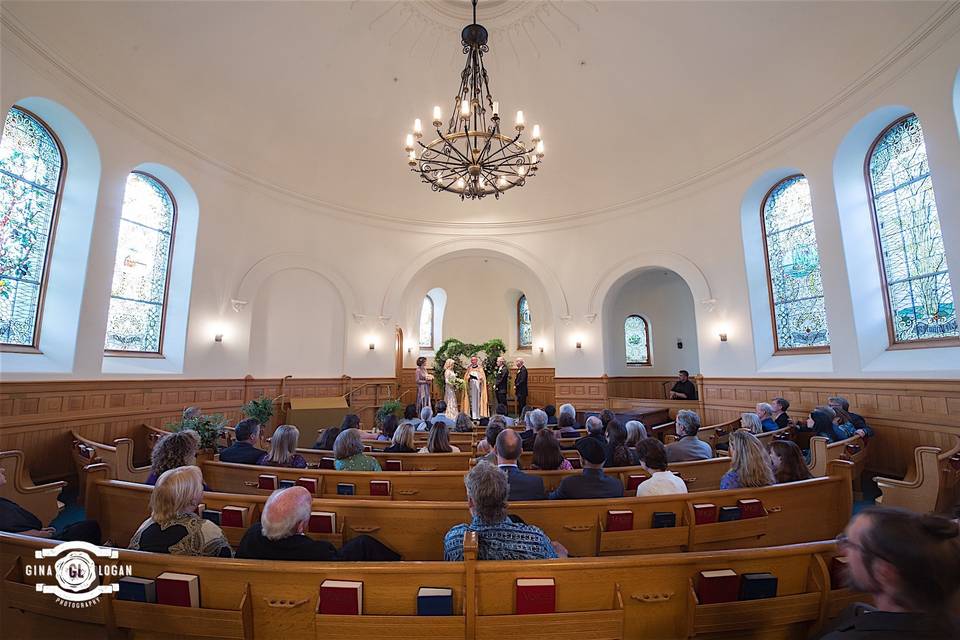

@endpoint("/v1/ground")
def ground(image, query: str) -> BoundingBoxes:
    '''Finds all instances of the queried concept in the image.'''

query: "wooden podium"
[286,397,350,447]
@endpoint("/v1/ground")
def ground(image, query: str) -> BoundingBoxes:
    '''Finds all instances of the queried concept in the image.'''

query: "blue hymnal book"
[279,479,296,489]
[739,573,778,600]
[719,506,741,522]
[651,512,676,528]
[117,576,157,603]
[417,587,453,616]
[336,483,355,496]
[201,509,221,525]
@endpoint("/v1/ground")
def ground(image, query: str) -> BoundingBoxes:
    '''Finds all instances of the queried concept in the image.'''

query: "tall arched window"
[104,172,177,353]
[517,294,532,348]
[760,175,830,352]
[0,107,65,348]
[419,294,434,349]
[867,114,956,345]
[624,315,651,366]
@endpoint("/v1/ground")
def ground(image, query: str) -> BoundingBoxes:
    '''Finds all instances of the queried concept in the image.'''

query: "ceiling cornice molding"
[2,3,958,234]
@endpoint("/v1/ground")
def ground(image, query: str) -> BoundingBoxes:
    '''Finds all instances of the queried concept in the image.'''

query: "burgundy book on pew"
[606,510,633,532]
[156,572,200,608]
[626,475,645,491]
[696,569,738,605]
[297,477,318,494]
[737,499,765,519]
[384,459,402,471]
[319,580,362,615]
[320,457,336,470]
[258,474,278,490]
[515,578,555,614]
[220,506,248,528]
[693,503,717,525]
[308,511,336,534]
[370,480,391,496]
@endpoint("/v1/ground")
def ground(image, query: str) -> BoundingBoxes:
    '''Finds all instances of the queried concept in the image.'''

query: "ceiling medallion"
[403,0,544,200]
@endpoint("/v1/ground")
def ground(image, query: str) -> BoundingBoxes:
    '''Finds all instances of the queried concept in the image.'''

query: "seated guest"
[313,426,340,451]
[340,414,361,431]
[378,414,399,442]
[238,486,401,561]
[771,397,791,429]
[219,418,266,464]
[831,406,859,441]
[0,465,101,544]
[147,430,203,485]
[398,404,419,427]
[530,430,573,471]
[416,406,433,432]
[768,439,812,484]
[333,428,382,471]
[544,404,558,425]
[492,403,515,426]
[419,423,461,453]
[624,420,647,447]
[604,419,636,468]
[432,401,455,429]
[496,429,546,500]
[822,507,959,640]
[556,412,580,438]
[443,462,567,561]
[804,407,845,443]
[740,412,763,435]
[182,405,202,421]
[520,408,549,451]
[585,415,607,444]
[383,423,416,453]
[518,405,532,427]
[828,396,874,439]
[477,417,505,464]
[549,437,624,500]
[720,430,775,489]
[599,409,615,430]
[257,424,307,469]
[665,410,712,462]
[454,412,474,433]
[668,369,697,400]
[635,438,688,497]
[129,466,232,557]
[755,402,779,432]
[557,403,580,430]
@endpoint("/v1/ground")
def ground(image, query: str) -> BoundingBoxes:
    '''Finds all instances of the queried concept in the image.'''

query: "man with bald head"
[237,486,400,561]
[496,428,546,500]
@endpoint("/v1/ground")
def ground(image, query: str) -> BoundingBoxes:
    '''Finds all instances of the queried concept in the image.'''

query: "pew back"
[0,450,64,526]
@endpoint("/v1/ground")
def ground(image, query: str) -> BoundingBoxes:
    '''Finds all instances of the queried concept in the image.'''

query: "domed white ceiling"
[1,1,949,225]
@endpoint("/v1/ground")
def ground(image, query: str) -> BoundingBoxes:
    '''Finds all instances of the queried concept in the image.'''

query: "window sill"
[104,351,166,359]
[772,346,831,356]
[0,344,43,355]
[886,338,960,351]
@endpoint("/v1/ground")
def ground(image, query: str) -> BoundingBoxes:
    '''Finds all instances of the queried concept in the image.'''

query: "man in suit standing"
[494,356,509,408]
[496,429,545,500]
[514,357,528,413]
[549,437,624,500]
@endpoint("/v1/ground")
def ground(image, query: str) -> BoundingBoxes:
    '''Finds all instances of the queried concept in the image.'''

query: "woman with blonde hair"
[740,412,764,435]
[720,430,775,489]
[419,423,460,453]
[257,425,307,468]
[383,422,416,453]
[147,430,202,485]
[443,358,459,418]
[129,466,232,557]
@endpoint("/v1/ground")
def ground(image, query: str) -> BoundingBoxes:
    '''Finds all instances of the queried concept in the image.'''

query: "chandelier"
[404,0,544,200]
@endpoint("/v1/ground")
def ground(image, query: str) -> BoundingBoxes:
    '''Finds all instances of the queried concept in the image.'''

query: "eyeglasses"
[836,533,889,564]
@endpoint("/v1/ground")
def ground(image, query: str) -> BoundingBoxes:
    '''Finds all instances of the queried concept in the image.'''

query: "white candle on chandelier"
[517,165,526,177]
[515,110,525,128]
[413,119,422,136]
[460,99,471,119]
[408,150,417,166]
[405,134,414,151]
[478,175,485,188]
[433,106,443,126]
[498,176,507,188]
[492,101,500,117]
[531,124,541,141]
[455,177,465,190]
[536,140,545,156]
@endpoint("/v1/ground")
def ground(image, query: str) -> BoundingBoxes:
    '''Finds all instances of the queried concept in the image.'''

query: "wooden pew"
[0,531,866,640]
[71,430,151,485]
[874,436,960,514]
[298,449,477,471]
[807,434,868,494]
[0,451,64,526]
[83,460,853,561]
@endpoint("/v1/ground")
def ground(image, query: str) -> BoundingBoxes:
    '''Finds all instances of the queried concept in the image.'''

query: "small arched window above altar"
[517,294,532,349]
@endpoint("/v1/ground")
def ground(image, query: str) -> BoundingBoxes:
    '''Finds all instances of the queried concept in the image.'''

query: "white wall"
[2,16,959,381]
[603,270,699,376]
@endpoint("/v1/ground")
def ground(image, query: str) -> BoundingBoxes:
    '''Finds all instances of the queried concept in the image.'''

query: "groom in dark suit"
[494,356,509,407]
[514,357,528,412]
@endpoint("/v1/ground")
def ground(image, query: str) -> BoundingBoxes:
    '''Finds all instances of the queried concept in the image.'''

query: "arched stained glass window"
[104,172,176,353]
[419,295,434,348]
[517,294,532,348]
[624,315,651,366]
[867,114,956,344]
[761,175,830,351]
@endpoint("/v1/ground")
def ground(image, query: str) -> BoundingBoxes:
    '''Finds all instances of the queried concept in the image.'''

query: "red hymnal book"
[370,480,391,496]
[606,510,634,532]
[309,511,336,534]
[515,578,556,615]
[320,457,336,470]
[297,477,318,494]
[737,499,765,519]
[829,556,849,589]
[697,569,739,605]
[693,503,717,525]
[258,474,278,490]
[220,506,248,528]
[319,580,362,615]
[155,572,200,608]
[384,459,402,471]
[626,475,645,491]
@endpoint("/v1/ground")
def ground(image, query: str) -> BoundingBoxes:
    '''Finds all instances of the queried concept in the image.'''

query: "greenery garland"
[431,337,506,390]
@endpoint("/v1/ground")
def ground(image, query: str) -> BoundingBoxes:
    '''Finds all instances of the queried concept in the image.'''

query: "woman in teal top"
[333,428,382,471]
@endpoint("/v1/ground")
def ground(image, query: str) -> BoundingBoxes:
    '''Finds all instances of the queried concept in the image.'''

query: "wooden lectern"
[286,397,350,447]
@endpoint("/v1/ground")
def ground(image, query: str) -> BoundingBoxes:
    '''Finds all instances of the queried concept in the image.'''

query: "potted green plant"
[166,413,227,457]
[376,400,403,427]
[241,395,276,427]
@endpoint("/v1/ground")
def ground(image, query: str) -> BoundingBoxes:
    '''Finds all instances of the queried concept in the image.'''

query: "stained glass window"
[867,114,956,344]
[624,315,651,366]
[0,107,64,347]
[761,175,830,351]
[518,295,532,348]
[419,295,434,348]
[104,172,176,353]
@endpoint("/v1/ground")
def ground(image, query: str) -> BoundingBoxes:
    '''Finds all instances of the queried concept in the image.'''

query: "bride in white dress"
[443,359,459,418]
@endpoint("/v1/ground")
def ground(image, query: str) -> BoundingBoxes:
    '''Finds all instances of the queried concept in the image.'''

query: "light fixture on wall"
[575,341,582,350]
[718,333,727,342]
[214,333,224,343]
[369,342,376,350]
[717,326,729,342]
[404,0,544,200]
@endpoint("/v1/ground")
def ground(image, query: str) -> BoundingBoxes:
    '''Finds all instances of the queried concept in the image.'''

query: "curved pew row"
[0,532,866,640]
[0,450,65,526]
[71,430,150,483]
[83,460,854,560]
[298,448,583,471]
[875,435,960,514]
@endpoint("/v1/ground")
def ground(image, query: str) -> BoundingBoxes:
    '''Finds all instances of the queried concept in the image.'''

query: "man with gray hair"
[755,402,778,432]
[416,405,433,432]
[497,429,546,500]
[665,409,712,463]
[520,408,548,451]
[237,486,400,561]
[443,462,567,561]
[585,415,606,444]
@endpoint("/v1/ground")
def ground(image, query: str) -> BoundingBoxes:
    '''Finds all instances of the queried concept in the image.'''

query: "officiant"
[461,356,489,420]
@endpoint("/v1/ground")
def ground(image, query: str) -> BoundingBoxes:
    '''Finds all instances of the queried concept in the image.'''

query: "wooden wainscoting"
[555,376,610,412]
[606,376,677,400]
[0,376,394,482]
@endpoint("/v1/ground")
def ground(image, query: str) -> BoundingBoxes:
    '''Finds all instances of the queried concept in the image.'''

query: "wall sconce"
[719,332,728,342]
[575,341,582,349]
[214,334,224,343]
[369,342,376,350]
[539,345,544,353]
